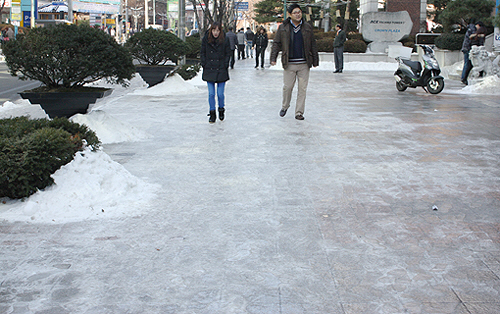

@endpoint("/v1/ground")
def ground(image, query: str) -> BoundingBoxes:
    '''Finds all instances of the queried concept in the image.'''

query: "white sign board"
[361,11,413,42]
[1,0,12,8]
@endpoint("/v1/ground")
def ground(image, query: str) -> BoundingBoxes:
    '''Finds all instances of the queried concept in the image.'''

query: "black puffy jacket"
[201,33,231,83]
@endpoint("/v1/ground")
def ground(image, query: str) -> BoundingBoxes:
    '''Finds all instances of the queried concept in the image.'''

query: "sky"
[0,60,499,224]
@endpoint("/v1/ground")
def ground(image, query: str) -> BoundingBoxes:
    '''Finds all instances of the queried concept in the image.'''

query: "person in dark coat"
[201,22,231,123]
[270,4,319,120]
[226,27,237,69]
[253,26,268,69]
[332,24,346,73]
[461,22,476,85]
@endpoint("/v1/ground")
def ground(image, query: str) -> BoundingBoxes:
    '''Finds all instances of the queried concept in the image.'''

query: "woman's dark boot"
[218,107,225,121]
[208,110,216,123]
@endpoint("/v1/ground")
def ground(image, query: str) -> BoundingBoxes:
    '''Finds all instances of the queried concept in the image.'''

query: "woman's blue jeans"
[207,81,225,111]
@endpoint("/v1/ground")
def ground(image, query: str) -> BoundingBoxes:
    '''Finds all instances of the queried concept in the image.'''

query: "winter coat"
[200,33,231,83]
[236,31,246,45]
[253,33,268,49]
[461,24,476,53]
[270,18,319,69]
[226,31,237,50]
[332,29,346,48]
[245,30,255,42]
[470,26,486,47]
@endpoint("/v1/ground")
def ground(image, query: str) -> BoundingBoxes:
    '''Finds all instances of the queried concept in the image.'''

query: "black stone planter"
[135,65,175,87]
[20,89,112,118]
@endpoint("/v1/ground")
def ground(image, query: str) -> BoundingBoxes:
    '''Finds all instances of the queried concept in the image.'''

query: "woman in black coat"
[253,26,268,69]
[200,22,231,123]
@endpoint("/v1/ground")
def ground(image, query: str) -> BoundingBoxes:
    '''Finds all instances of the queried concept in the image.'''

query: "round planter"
[20,89,112,118]
[135,65,176,87]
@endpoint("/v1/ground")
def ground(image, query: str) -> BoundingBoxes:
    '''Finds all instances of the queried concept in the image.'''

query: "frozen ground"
[1,57,500,313]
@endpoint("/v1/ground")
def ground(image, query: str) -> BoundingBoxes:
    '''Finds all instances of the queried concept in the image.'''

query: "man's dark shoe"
[461,79,468,85]
[279,109,287,117]
[333,70,340,73]
[295,114,305,120]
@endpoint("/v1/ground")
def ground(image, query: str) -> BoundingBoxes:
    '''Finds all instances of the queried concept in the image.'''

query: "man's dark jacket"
[200,33,230,83]
[333,29,346,48]
[270,18,319,69]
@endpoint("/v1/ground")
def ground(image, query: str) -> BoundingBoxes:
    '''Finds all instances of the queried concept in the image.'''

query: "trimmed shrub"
[317,37,334,52]
[435,33,463,51]
[344,39,367,53]
[0,117,100,199]
[185,33,201,59]
[347,32,364,41]
[2,24,135,88]
[174,64,201,80]
[125,28,190,65]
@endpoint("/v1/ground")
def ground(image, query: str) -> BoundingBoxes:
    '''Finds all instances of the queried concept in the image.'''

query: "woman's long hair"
[207,22,225,45]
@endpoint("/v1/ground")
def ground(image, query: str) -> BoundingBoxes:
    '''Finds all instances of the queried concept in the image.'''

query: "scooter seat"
[402,59,422,73]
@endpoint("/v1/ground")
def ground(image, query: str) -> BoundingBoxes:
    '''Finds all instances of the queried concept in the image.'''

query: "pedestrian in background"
[226,27,237,69]
[236,28,246,60]
[462,21,486,85]
[332,24,346,73]
[245,27,254,58]
[270,3,319,120]
[201,22,231,123]
[253,26,268,69]
[461,21,476,85]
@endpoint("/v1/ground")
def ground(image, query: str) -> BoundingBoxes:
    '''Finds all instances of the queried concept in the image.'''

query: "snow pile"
[0,149,160,224]
[461,75,500,94]
[133,73,204,96]
[71,110,151,144]
[87,75,148,98]
[0,100,48,119]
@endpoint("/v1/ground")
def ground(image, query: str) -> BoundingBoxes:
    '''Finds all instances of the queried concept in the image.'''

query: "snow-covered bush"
[0,117,100,199]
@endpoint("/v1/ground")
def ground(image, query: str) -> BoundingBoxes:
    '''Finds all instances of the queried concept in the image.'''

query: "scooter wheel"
[396,81,407,92]
[427,77,444,94]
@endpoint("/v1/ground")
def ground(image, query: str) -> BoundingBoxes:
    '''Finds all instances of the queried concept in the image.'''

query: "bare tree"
[189,0,237,33]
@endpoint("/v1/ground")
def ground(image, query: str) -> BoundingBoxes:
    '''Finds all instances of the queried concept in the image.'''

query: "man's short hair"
[336,24,343,29]
[287,3,302,14]
[228,26,233,31]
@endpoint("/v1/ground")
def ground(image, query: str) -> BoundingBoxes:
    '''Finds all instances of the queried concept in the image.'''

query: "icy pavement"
[1,58,500,313]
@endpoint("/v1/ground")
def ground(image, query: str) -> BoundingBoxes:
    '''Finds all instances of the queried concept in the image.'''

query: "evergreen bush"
[174,64,201,81]
[185,33,201,59]
[344,39,367,53]
[435,33,463,51]
[316,37,334,52]
[125,28,190,65]
[2,24,135,89]
[0,117,100,199]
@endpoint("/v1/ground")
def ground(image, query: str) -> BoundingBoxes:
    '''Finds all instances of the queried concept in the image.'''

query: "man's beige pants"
[282,63,310,116]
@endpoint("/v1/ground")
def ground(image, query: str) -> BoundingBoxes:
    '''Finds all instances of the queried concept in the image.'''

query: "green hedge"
[345,39,367,53]
[317,37,334,52]
[435,33,463,51]
[0,117,100,199]
[174,64,201,81]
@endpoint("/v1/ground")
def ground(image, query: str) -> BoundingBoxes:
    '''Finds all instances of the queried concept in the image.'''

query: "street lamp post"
[145,0,149,28]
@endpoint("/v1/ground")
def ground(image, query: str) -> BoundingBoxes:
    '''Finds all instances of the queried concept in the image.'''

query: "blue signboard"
[20,0,37,12]
[235,1,248,11]
[23,10,37,26]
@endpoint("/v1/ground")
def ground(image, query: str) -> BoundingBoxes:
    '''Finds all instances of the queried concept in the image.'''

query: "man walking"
[270,4,319,120]
[226,27,237,69]
[236,28,246,60]
[245,27,254,58]
[333,24,346,73]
